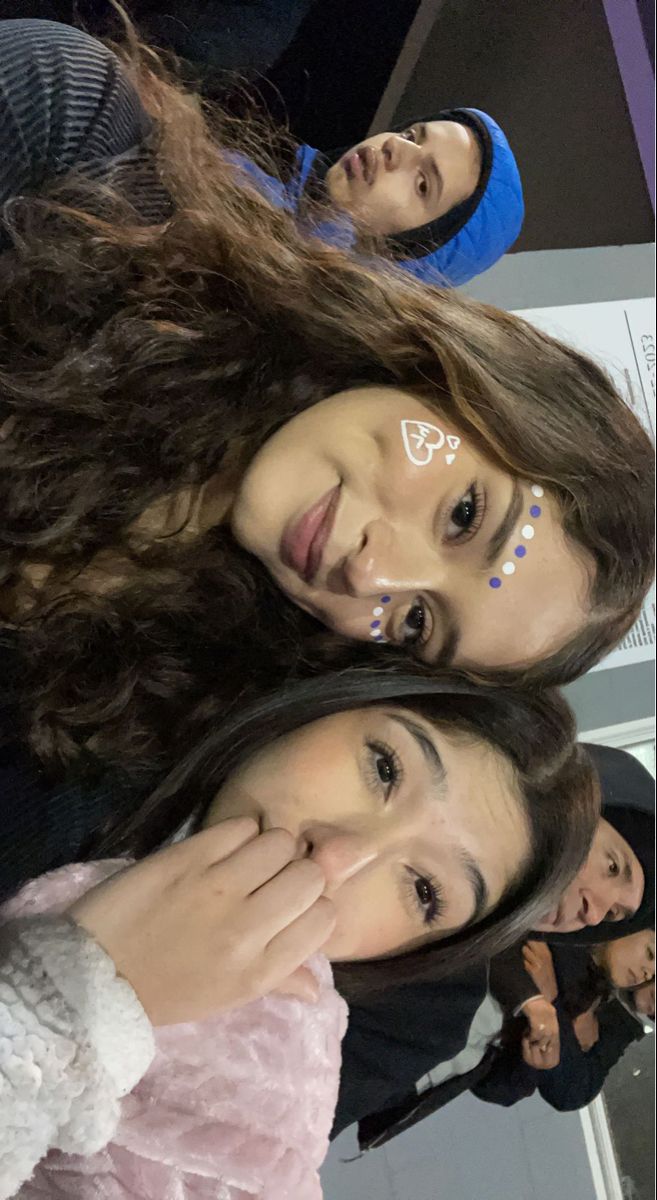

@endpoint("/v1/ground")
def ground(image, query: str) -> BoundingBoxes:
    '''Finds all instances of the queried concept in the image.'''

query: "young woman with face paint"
[0,19,654,777]
[0,672,598,1194]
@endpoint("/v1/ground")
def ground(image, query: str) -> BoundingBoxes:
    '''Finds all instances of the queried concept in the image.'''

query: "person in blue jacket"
[0,18,523,285]
[232,107,524,286]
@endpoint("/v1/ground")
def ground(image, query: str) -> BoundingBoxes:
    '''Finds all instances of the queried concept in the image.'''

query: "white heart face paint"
[400,419,445,467]
[401,420,461,468]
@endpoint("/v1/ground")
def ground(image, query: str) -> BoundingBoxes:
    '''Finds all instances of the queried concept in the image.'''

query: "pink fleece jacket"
[3,861,348,1199]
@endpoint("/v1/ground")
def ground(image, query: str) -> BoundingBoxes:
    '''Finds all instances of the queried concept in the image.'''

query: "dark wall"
[390,0,654,251]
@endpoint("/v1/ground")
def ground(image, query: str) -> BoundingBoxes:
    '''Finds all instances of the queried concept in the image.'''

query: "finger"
[523,1041,542,1070]
[271,965,320,1005]
[263,896,336,986]
[163,818,261,872]
[214,827,302,894]
[249,858,327,938]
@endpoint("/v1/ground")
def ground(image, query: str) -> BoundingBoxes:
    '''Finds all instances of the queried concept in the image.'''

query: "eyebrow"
[609,854,638,920]
[483,480,523,570]
[460,849,489,928]
[389,713,446,789]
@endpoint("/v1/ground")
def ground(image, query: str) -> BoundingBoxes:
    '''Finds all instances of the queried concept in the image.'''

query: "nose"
[381,134,418,172]
[301,826,378,895]
[341,520,432,598]
[579,891,609,927]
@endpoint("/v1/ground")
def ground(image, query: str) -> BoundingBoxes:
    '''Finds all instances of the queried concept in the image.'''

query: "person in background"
[485,746,655,1069]
[472,927,655,1113]
[632,978,655,1020]
[353,930,654,1152]
[246,106,525,286]
[0,18,523,291]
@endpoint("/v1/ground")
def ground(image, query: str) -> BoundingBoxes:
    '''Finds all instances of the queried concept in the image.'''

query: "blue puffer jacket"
[230,107,524,287]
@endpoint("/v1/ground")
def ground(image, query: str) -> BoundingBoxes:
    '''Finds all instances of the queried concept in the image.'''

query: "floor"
[321,1090,598,1200]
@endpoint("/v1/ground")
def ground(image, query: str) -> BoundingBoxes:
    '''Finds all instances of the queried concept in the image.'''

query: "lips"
[342,146,377,185]
[281,485,341,584]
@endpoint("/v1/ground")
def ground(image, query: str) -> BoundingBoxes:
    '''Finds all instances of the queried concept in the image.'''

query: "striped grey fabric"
[0,18,170,229]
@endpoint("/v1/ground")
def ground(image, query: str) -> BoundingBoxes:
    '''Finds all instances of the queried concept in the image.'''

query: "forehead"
[424,729,529,870]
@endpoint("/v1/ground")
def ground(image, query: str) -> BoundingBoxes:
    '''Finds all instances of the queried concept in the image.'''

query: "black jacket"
[474,995,644,1111]
[332,963,488,1138]
[354,942,645,1150]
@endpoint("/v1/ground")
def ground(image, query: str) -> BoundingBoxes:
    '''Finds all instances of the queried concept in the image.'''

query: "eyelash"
[366,739,404,798]
[404,868,444,927]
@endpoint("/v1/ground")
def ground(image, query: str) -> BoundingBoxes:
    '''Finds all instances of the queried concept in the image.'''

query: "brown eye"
[401,600,426,644]
[446,485,485,542]
[415,878,433,907]
[402,127,417,143]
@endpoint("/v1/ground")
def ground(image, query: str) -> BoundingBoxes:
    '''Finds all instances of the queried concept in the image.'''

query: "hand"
[522,940,558,1003]
[69,818,336,1026]
[573,1008,600,1052]
[521,997,560,1069]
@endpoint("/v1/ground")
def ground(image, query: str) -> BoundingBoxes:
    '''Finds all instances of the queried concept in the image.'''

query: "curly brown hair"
[0,29,653,776]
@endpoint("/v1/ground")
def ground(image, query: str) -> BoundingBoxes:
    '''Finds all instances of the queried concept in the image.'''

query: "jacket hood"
[311,107,524,285]
[390,107,524,285]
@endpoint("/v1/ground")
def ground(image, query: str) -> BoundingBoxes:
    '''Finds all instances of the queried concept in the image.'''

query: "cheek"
[326,876,412,961]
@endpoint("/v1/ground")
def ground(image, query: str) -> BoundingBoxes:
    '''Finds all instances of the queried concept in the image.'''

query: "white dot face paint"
[400,419,445,468]
[488,485,542,591]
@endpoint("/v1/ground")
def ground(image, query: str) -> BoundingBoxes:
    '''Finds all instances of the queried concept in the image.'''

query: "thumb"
[271,965,320,1005]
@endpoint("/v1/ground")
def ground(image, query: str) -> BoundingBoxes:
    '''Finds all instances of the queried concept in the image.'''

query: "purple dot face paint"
[370,597,391,642]
[488,486,542,590]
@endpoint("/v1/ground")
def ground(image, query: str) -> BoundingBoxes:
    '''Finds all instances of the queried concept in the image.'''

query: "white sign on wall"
[514,298,656,674]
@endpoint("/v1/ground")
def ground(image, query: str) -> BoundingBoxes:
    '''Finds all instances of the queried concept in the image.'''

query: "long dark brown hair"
[91,668,600,1001]
[0,22,653,775]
